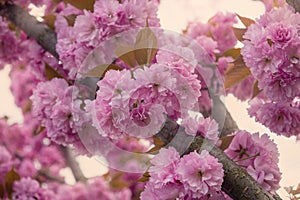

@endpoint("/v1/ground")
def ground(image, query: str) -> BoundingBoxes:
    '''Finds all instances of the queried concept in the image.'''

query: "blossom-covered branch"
[155,118,282,200]
[0,2,58,58]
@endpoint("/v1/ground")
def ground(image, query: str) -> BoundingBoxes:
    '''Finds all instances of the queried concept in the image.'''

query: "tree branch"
[0,2,59,58]
[156,113,281,200]
[211,94,239,137]
[287,0,300,12]
[61,147,87,182]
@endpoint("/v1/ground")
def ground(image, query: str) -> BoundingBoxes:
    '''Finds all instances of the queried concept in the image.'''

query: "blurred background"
[0,0,299,199]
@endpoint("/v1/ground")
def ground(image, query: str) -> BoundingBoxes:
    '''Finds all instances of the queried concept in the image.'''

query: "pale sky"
[0,1,299,199]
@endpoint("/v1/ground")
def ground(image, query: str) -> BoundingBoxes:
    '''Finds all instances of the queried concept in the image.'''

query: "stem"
[37,170,65,184]
[61,146,87,182]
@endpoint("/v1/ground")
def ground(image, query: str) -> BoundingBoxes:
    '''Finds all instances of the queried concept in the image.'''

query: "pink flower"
[9,66,40,111]
[30,78,83,146]
[140,182,183,200]
[0,17,22,68]
[148,147,180,187]
[225,130,281,192]
[13,177,55,200]
[241,6,300,102]
[0,146,13,182]
[247,156,281,193]
[181,116,219,144]
[176,150,224,198]
[248,99,300,137]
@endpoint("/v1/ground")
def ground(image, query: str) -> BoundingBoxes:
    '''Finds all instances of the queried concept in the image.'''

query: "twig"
[61,146,87,182]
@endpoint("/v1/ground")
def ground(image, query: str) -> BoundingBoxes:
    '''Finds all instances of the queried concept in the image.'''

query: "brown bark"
[0,2,59,58]
[287,0,300,12]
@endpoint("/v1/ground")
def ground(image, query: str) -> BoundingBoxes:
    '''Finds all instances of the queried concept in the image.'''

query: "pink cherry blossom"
[241,6,300,102]
[225,130,281,192]
[181,116,219,144]
[148,147,181,187]
[248,99,300,137]
[176,150,224,198]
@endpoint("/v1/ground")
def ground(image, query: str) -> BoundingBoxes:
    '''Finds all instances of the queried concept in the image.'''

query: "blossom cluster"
[11,176,132,200]
[0,117,65,191]
[56,0,160,79]
[225,130,281,193]
[30,78,86,150]
[185,12,256,101]
[241,5,300,138]
[87,43,202,140]
[141,147,225,200]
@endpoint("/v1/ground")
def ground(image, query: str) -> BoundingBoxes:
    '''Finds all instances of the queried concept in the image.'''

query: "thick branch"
[0,3,59,58]
[287,0,300,12]
[211,94,239,137]
[156,118,282,200]
[61,147,87,182]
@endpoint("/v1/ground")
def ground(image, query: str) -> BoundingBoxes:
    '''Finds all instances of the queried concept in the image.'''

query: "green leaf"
[224,55,251,89]
[251,80,262,99]
[81,64,122,77]
[63,0,95,11]
[233,27,247,42]
[219,135,235,151]
[134,25,158,66]
[115,46,137,67]
[236,13,255,27]
[45,63,63,80]
[5,169,21,199]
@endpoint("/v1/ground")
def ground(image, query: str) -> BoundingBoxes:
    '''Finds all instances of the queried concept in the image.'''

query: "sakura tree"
[0,0,299,199]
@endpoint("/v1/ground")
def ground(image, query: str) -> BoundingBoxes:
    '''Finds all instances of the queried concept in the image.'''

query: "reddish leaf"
[81,63,122,78]
[219,135,235,151]
[43,14,56,30]
[224,56,251,89]
[222,48,241,60]
[233,27,247,42]
[236,13,255,27]
[109,172,129,189]
[63,0,95,11]
[137,172,150,182]
[134,25,158,66]
[115,45,137,67]
[146,136,165,154]
[251,80,262,99]
[33,126,45,136]
[153,136,165,147]
[45,63,63,80]
[146,145,162,154]
[64,14,77,27]
[5,169,21,199]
